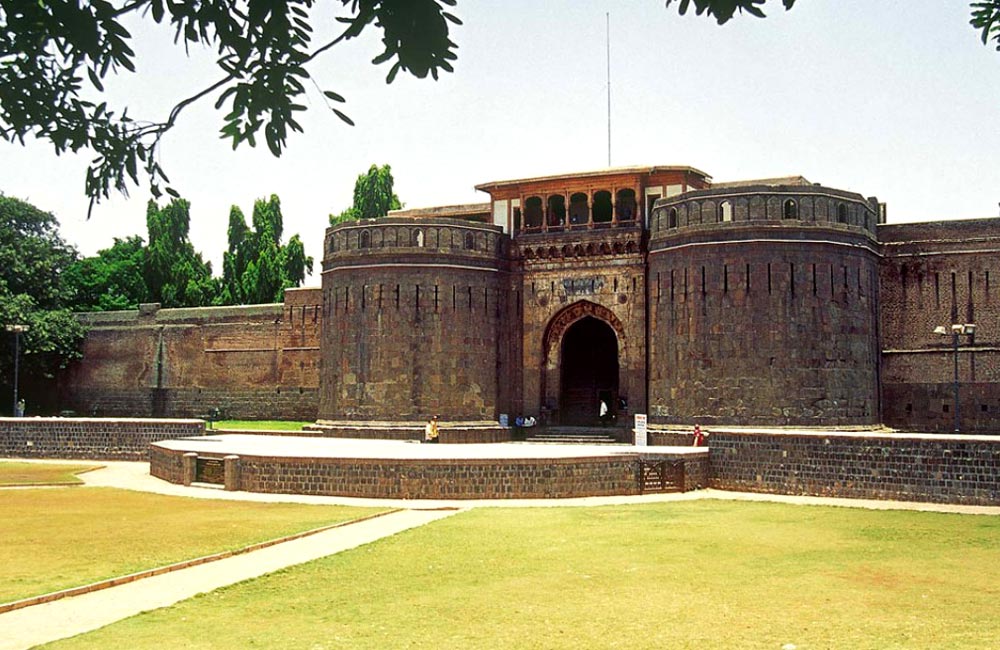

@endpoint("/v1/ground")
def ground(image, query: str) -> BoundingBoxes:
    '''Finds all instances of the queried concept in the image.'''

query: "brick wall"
[706,429,1000,505]
[0,417,205,460]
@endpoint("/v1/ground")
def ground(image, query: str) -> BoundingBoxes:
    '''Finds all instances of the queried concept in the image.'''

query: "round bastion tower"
[316,217,508,431]
[647,183,882,426]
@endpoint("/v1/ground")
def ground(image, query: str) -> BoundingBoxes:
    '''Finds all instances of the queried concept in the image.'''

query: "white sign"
[634,413,648,446]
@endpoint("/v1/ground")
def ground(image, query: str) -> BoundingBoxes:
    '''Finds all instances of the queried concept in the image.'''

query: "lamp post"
[6,324,28,417]
[934,323,976,432]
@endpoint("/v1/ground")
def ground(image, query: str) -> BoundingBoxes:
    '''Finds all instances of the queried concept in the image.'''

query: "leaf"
[332,109,355,126]
[87,68,104,91]
[323,90,345,103]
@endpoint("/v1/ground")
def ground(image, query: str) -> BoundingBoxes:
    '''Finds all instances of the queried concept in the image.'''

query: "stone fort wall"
[879,219,1000,432]
[58,288,321,420]
[318,218,509,422]
[51,189,1000,435]
[511,226,647,424]
[647,186,882,427]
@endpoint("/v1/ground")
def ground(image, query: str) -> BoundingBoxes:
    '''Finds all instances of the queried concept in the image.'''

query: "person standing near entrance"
[424,415,440,443]
[599,399,609,425]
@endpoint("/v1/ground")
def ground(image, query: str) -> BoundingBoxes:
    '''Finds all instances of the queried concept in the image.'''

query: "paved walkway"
[2,458,998,649]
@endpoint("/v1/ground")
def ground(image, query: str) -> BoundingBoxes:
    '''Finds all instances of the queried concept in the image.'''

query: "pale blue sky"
[1,1,998,277]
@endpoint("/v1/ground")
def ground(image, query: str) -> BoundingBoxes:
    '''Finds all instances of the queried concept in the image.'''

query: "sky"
[2,1,999,279]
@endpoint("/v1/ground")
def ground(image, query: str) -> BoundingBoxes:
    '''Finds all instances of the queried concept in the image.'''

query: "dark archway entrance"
[559,316,619,425]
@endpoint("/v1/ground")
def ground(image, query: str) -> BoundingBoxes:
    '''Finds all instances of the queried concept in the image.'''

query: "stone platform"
[150,434,708,500]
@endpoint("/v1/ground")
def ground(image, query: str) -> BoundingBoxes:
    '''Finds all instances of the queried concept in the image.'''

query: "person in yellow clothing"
[424,415,440,443]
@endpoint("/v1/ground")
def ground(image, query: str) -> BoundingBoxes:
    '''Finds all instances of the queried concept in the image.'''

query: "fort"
[56,164,1000,436]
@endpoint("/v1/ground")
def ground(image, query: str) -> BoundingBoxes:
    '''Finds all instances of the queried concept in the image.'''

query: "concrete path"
[0,507,458,650]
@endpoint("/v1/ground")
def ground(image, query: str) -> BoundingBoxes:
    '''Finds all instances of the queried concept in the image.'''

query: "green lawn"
[213,420,311,431]
[0,461,101,486]
[0,487,384,604]
[42,501,1000,649]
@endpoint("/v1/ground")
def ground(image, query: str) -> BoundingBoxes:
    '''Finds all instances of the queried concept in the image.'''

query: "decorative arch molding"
[541,300,626,369]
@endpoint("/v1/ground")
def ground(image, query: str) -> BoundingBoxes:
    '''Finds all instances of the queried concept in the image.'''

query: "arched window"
[547,195,566,228]
[616,189,637,222]
[360,230,371,248]
[668,207,678,229]
[569,192,588,225]
[783,199,798,220]
[412,229,424,247]
[464,232,475,250]
[719,200,733,222]
[524,196,543,229]
[837,203,848,224]
[592,190,613,224]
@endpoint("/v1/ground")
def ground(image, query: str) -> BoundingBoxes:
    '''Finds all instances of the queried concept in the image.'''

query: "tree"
[3,1,999,214]
[65,236,149,311]
[0,194,86,413]
[0,0,461,214]
[330,163,402,225]
[221,194,313,305]
[666,0,1000,52]
[144,198,217,308]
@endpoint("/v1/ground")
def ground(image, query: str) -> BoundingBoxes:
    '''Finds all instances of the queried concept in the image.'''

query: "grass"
[0,461,101,486]
[41,501,1000,649]
[213,420,310,431]
[0,487,384,604]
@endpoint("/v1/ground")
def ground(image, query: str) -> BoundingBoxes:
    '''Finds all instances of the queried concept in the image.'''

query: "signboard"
[634,413,648,446]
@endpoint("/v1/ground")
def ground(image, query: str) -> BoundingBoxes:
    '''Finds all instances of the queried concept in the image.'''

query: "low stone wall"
[0,417,205,461]
[304,421,513,444]
[149,444,706,499]
[705,429,1000,505]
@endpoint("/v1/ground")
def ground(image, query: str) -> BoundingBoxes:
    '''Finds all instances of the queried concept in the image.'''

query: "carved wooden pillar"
[563,192,570,228]
[587,191,595,228]
[611,191,618,226]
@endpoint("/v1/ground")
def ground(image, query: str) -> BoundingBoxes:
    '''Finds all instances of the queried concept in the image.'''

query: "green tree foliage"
[3,0,997,214]
[973,1,1000,51]
[0,195,86,411]
[65,236,149,311]
[666,0,1000,52]
[330,164,402,225]
[0,0,460,213]
[664,0,796,24]
[144,198,217,308]
[221,195,313,305]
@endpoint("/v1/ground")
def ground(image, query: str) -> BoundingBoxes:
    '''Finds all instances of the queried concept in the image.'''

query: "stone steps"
[524,426,623,445]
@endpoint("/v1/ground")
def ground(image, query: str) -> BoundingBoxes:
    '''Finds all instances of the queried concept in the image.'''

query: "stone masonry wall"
[513,226,647,425]
[0,417,205,461]
[879,219,1000,432]
[647,231,880,426]
[706,429,1000,505]
[319,218,507,422]
[59,288,321,420]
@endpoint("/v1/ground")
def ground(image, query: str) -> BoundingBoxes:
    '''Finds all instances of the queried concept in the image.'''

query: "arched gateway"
[541,301,626,426]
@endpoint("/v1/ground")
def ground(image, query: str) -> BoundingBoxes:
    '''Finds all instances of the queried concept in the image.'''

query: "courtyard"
[1,459,998,649]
